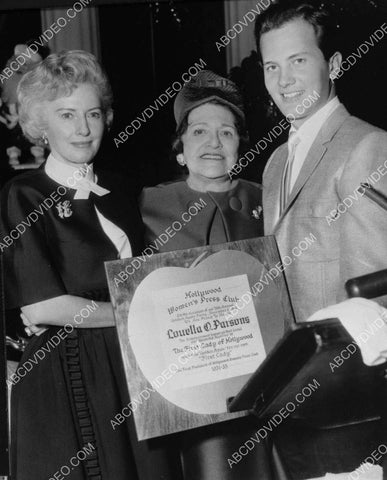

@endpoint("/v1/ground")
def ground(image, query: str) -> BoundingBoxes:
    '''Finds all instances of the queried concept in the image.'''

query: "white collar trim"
[45,153,93,190]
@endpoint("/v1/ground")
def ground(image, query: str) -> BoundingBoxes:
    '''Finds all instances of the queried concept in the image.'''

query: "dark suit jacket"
[263,105,387,321]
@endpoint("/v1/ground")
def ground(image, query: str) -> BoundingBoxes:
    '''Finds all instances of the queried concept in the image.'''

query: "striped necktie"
[280,131,300,216]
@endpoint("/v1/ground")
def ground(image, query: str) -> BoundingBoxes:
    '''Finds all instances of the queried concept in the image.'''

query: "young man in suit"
[256,2,387,324]
[254,2,387,478]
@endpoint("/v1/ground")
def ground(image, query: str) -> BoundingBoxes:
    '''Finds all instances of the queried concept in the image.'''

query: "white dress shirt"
[288,96,341,191]
[45,154,132,259]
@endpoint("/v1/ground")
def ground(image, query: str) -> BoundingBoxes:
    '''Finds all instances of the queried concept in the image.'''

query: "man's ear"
[14,44,27,56]
[328,51,343,80]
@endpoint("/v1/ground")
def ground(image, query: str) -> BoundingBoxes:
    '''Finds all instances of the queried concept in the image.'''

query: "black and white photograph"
[1,0,387,479]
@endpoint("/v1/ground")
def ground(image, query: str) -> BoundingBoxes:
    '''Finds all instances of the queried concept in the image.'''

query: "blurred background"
[0,0,386,189]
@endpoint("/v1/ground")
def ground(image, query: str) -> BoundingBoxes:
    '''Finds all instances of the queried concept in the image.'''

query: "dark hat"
[174,70,245,131]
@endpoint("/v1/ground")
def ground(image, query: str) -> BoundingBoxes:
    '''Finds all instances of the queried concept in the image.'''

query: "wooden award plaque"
[105,236,294,440]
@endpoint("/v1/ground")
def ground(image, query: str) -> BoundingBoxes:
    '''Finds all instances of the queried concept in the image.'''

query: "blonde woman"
[1,50,143,480]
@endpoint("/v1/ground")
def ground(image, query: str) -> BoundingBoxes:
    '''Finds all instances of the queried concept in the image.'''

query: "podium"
[229,318,385,428]
[227,294,387,478]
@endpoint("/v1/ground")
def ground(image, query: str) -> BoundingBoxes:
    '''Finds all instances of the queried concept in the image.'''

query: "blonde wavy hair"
[17,49,113,144]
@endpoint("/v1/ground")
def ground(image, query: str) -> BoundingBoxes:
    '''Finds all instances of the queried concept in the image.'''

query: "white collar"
[45,154,93,187]
[294,96,341,143]
[45,154,109,199]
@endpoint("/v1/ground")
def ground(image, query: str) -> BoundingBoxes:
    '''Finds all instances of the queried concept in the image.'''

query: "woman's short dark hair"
[172,100,249,157]
[255,1,338,61]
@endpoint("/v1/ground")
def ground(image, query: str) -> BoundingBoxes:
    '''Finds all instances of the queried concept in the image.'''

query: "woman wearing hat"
[140,71,272,480]
[1,50,143,479]
[141,70,263,251]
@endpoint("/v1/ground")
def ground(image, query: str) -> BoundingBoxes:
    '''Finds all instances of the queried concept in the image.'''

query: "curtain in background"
[40,7,100,59]
[224,0,260,70]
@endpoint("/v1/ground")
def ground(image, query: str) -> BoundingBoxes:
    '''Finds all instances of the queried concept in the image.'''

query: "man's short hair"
[255,1,339,61]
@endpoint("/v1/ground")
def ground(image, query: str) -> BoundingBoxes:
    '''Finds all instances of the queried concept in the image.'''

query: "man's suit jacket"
[263,105,387,322]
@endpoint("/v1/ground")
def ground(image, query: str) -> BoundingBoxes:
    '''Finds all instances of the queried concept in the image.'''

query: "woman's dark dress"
[1,168,144,480]
[140,179,264,249]
[140,180,275,480]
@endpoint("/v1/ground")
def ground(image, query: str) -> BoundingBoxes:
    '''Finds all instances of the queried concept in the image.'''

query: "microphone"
[345,183,387,299]
[361,182,387,211]
[346,269,387,299]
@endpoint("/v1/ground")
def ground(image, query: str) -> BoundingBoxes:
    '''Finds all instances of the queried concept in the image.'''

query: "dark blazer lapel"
[274,105,350,229]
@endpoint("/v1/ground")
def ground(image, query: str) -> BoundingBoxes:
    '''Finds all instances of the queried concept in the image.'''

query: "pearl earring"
[177,154,186,166]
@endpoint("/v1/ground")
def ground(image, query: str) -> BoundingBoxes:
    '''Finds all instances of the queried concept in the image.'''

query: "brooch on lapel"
[252,206,263,220]
[56,200,73,219]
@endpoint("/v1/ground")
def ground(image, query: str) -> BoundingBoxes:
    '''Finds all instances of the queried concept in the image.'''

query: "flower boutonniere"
[56,200,73,219]
[252,205,262,220]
